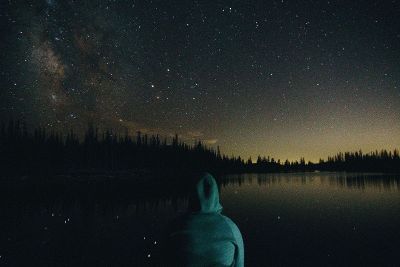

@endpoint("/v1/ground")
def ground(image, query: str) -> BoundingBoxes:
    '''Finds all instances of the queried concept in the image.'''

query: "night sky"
[1,0,399,162]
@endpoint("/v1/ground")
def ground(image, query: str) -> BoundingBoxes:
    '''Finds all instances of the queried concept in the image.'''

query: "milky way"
[1,0,399,161]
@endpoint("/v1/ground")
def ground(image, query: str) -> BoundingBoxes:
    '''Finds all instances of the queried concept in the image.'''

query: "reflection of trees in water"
[220,173,400,192]
[0,175,192,226]
[329,175,400,191]
[2,173,398,220]
[2,173,399,243]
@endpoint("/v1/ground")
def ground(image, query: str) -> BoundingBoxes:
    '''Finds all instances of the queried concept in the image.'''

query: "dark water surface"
[1,172,399,266]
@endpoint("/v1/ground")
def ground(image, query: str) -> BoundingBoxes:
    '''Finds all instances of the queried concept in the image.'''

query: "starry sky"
[1,0,399,162]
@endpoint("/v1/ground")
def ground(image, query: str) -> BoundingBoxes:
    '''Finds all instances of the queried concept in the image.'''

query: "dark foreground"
[1,172,399,266]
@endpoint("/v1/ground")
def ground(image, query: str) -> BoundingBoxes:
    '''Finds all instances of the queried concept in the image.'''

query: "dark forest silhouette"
[0,120,399,177]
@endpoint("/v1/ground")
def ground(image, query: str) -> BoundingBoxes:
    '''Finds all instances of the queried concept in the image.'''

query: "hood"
[189,172,223,213]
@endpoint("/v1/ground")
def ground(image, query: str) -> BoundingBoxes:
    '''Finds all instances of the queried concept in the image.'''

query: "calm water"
[1,172,400,266]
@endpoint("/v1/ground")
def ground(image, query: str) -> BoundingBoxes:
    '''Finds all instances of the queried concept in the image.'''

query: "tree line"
[0,120,399,177]
[0,120,244,176]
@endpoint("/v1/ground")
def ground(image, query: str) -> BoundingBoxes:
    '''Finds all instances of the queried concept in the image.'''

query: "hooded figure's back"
[166,173,244,267]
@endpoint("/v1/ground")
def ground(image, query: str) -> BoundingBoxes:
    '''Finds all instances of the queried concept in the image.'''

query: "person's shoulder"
[220,214,244,264]
[219,214,241,235]
[220,214,237,226]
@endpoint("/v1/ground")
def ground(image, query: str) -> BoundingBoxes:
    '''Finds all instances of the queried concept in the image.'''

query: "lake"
[1,172,399,266]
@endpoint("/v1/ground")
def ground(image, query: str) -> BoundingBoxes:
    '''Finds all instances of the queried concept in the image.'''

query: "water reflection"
[1,172,399,266]
[221,172,400,192]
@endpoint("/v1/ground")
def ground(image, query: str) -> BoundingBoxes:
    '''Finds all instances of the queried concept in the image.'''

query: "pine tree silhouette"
[0,119,399,177]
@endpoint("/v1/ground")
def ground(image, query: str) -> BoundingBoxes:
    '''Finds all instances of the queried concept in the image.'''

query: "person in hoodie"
[164,172,244,267]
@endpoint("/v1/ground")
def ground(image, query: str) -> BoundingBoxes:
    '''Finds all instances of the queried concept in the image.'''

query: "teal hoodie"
[165,172,244,267]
